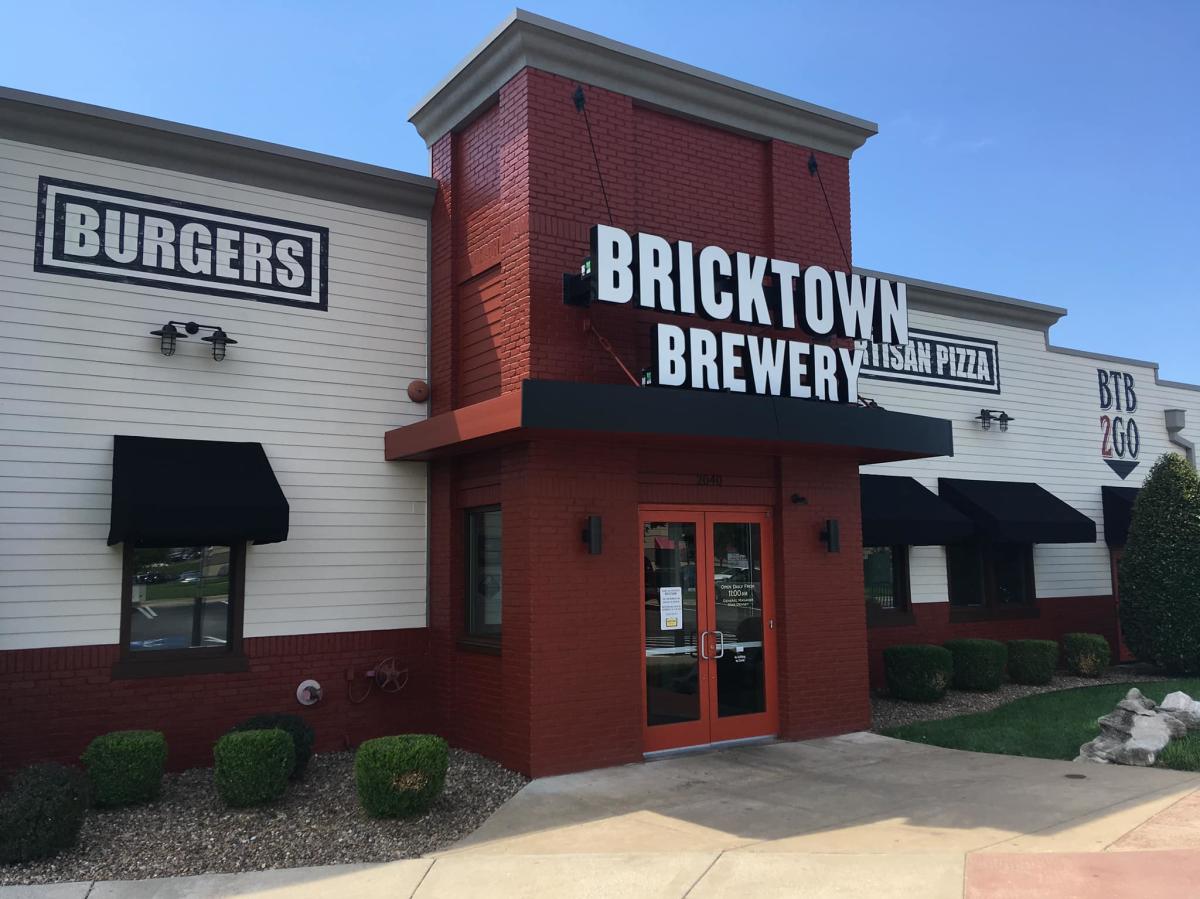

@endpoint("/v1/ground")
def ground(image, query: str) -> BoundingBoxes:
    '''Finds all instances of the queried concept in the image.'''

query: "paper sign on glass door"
[659,586,683,630]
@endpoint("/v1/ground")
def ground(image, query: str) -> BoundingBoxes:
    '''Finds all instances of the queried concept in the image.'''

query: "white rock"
[1160,691,1200,728]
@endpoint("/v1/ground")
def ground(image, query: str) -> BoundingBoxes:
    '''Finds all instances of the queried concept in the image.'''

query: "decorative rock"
[1076,688,1200,766]
[1161,691,1200,728]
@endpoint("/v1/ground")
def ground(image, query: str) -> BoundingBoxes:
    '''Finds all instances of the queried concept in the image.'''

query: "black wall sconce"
[150,320,238,361]
[582,515,603,555]
[819,519,840,553]
[975,409,1014,432]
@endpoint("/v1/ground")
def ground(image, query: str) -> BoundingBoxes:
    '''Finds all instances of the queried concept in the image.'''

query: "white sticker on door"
[659,586,683,631]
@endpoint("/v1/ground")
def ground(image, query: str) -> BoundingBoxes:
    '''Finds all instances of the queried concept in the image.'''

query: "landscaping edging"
[871,669,1167,733]
[0,749,526,886]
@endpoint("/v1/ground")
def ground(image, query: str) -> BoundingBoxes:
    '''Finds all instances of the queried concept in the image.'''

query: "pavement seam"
[681,851,723,898]
[82,882,96,899]
[964,778,1200,856]
[1099,783,1200,851]
[407,858,435,898]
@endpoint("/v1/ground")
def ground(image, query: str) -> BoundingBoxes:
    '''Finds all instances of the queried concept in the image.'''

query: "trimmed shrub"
[355,734,449,818]
[1119,453,1200,673]
[1006,640,1058,686]
[883,644,953,702]
[231,713,315,780]
[1062,632,1110,677]
[81,730,167,808]
[0,764,90,864]
[944,639,1007,691]
[213,729,293,807]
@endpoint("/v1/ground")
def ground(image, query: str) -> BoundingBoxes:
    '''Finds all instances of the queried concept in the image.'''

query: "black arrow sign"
[1105,459,1140,480]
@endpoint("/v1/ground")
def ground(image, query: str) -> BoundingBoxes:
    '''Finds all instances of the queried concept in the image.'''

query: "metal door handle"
[714,630,726,659]
[698,630,711,660]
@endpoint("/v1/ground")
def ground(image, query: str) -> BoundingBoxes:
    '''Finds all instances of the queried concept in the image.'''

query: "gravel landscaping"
[0,748,526,886]
[871,667,1168,732]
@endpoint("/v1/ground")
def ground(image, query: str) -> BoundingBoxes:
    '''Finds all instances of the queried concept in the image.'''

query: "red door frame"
[639,506,779,753]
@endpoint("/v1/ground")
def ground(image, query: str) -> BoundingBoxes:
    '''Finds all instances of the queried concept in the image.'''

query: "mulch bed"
[871,666,1168,733]
[1,748,527,886]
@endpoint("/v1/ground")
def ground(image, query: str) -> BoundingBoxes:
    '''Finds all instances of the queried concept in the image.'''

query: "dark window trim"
[946,541,1038,622]
[866,544,914,628]
[113,542,247,679]
[464,504,502,642]
[457,636,502,655]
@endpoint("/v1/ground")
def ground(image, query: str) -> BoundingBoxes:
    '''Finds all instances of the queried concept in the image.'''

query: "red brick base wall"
[866,595,1119,687]
[0,629,433,773]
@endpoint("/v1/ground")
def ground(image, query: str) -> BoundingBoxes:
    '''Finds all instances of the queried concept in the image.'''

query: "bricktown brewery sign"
[577,224,910,404]
[34,177,329,310]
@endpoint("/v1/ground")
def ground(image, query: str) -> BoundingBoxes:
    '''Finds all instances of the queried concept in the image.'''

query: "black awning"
[938,478,1096,544]
[860,475,975,546]
[1102,485,1140,547]
[108,435,289,547]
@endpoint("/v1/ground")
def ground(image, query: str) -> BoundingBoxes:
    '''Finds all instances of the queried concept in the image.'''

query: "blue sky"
[3,1,1197,382]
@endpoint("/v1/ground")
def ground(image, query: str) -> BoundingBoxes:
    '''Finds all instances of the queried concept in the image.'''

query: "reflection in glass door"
[641,508,776,753]
[711,521,766,721]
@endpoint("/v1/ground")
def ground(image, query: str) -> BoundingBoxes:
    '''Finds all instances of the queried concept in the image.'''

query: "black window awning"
[1102,485,1140,547]
[108,435,289,547]
[860,475,975,546]
[938,478,1096,544]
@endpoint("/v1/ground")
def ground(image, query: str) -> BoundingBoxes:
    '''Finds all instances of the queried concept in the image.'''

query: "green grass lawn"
[885,680,1200,762]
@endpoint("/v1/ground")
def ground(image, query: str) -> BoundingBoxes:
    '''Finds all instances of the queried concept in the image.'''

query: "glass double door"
[641,507,777,752]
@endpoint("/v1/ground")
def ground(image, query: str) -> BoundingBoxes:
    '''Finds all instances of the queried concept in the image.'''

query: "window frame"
[946,541,1039,622]
[463,504,502,647]
[864,544,914,628]
[113,542,248,678]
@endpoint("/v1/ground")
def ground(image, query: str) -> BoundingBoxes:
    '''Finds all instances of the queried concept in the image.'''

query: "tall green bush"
[81,730,167,807]
[1119,453,1200,672]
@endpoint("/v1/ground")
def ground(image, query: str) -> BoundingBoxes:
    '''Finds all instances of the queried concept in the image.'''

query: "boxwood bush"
[0,764,90,863]
[81,729,167,807]
[1006,639,1058,686]
[882,644,953,702]
[1119,453,1200,672]
[355,734,448,818]
[213,729,293,807]
[944,639,1007,691]
[231,713,314,780]
[1062,632,1110,677]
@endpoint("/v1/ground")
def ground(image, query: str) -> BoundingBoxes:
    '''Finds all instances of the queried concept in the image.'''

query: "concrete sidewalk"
[6,734,1200,898]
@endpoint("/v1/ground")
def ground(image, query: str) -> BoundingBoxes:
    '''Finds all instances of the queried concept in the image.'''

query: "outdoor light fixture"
[976,409,1014,432]
[201,327,237,362]
[149,321,237,361]
[149,322,182,357]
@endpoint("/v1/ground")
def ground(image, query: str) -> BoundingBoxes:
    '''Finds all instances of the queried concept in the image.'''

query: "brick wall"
[0,629,433,772]
[423,64,871,776]
[866,596,1119,687]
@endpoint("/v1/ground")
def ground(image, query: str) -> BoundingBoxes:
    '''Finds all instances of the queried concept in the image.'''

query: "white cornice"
[0,86,438,219]
[410,10,878,157]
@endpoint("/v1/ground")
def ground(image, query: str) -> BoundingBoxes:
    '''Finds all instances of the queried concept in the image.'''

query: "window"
[864,545,911,624]
[466,506,502,639]
[947,542,1035,616]
[117,543,246,676]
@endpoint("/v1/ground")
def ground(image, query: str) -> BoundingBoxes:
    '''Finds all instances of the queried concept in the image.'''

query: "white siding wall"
[862,307,1200,604]
[0,138,429,650]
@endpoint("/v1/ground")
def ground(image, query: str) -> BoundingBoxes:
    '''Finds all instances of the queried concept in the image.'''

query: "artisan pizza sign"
[858,329,1001,394]
[577,224,910,404]
[34,177,328,310]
